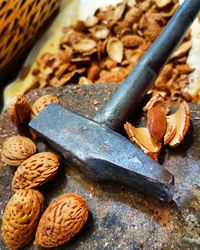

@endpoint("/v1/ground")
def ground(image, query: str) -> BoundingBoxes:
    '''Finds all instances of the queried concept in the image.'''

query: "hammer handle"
[94,0,200,131]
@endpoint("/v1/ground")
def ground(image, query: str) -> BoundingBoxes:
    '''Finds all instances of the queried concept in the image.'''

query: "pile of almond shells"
[29,0,194,104]
[1,95,89,249]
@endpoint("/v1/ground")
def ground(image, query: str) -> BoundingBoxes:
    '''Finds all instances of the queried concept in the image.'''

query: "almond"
[31,94,59,118]
[147,105,167,142]
[7,95,32,127]
[2,135,36,166]
[1,189,45,250]
[12,152,60,191]
[146,95,168,142]
[34,193,89,248]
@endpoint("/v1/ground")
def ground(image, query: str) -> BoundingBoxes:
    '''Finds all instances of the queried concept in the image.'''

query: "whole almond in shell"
[2,135,36,166]
[31,94,59,118]
[12,152,60,191]
[1,189,45,250]
[34,193,89,248]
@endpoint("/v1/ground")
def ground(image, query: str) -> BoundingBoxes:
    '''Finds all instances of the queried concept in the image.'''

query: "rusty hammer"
[30,0,200,202]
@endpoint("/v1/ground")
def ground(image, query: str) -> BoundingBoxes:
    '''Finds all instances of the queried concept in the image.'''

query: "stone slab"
[0,84,199,250]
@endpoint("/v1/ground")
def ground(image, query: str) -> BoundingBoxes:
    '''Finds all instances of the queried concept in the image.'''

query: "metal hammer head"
[30,104,174,202]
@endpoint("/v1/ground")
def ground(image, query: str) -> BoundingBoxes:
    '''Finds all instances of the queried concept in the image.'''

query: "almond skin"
[1,189,45,250]
[12,152,60,191]
[34,193,89,248]
[2,135,36,166]
[147,105,167,142]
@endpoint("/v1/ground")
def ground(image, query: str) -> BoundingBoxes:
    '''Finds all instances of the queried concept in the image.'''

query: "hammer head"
[29,104,174,202]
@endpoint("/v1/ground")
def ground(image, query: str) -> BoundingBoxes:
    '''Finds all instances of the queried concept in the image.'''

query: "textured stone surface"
[0,84,200,250]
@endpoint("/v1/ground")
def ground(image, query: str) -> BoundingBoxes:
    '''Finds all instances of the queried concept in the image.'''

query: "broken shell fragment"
[123,7,143,27]
[90,25,110,39]
[85,16,99,27]
[164,123,176,145]
[72,38,97,53]
[112,3,126,21]
[124,122,162,161]
[143,94,168,112]
[106,38,123,63]
[7,95,32,127]
[165,102,190,147]
[155,0,172,8]
[170,41,191,60]
[78,77,92,85]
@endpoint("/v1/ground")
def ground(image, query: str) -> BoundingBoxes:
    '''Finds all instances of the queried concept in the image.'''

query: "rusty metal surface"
[0,84,200,250]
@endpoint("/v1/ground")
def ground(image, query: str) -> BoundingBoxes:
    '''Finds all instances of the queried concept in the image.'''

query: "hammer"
[30,0,200,202]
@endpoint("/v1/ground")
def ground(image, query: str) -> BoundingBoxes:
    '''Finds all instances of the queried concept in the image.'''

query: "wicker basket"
[0,0,59,78]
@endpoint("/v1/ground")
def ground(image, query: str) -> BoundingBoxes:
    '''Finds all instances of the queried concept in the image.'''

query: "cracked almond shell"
[7,95,32,127]
[12,152,60,191]
[2,135,36,166]
[1,189,45,250]
[34,193,88,248]
[165,101,190,147]
[124,122,162,161]
[106,37,123,63]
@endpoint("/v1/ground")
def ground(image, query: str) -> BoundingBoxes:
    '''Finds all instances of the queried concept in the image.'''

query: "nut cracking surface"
[0,84,200,250]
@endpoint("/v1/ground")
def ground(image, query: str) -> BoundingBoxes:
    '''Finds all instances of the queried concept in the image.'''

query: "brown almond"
[1,189,45,250]
[34,193,88,248]
[12,152,60,191]
[147,105,167,142]
[2,135,36,166]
